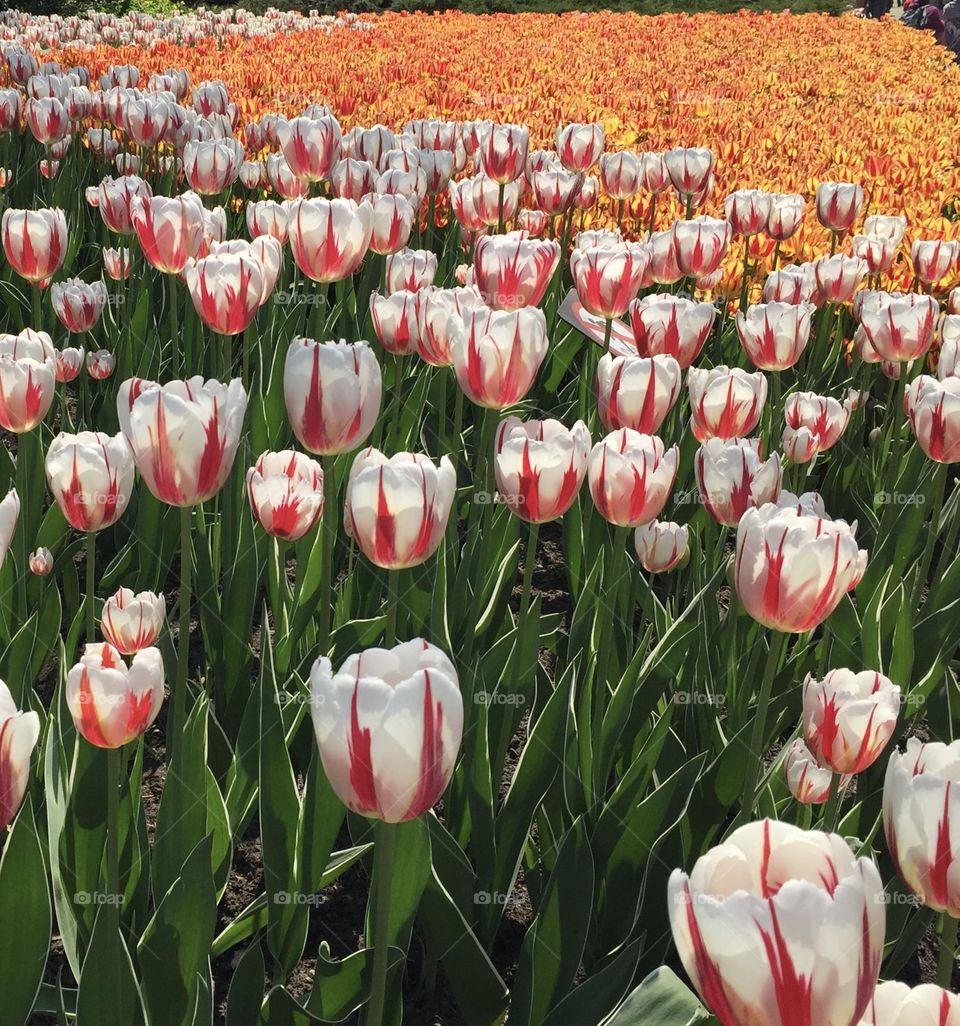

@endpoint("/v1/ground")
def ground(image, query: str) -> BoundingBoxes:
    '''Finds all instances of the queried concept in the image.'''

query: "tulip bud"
[495,417,590,523]
[813,253,867,305]
[131,193,205,274]
[385,248,437,295]
[29,547,53,577]
[724,189,772,238]
[555,122,604,173]
[783,739,835,804]
[265,153,309,201]
[570,243,651,320]
[66,643,164,749]
[370,290,420,356]
[288,197,373,283]
[765,193,806,241]
[912,239,960,286]
[50,278,108,335]
[0,329,56,432]
[55,346,84,383]
[672,216,731,278]
[278,115,342,183]
[663,147,713,201]
[2,207,68,282]
[735,301,815,371]
[596,352,681,434]
[345,449,455,569]
[101,588,166,654]
[688,366,767,442]
[309,639,462,822]
[629,294,716,369]
[634,519,688,573]
[763,264,817,305]
[815,181,865,233]
[183,250,265,336]
[472,233,560,312]
[588,429,677,527]
[247,450,324,542]
[599,151,643,199]
[782,425,819,465]
[182,138,244,195]
[98,176,151,235]
[46,430,134,532]
[86,349,115,381]
[0,679,41,832]
[103,247,131,280]
[695,438,782,526]
[905,376,960,462]
[477,123,529,184]
[852,234,897,275]
[530,169,584,217]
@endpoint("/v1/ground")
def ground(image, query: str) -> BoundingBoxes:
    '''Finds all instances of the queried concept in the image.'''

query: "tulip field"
[5,5,960,1026]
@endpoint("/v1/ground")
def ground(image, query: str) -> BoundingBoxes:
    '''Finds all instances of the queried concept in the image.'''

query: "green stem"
[384,569,400,649]
[174,505,193,753]
[939,912,959,988]
[496,182,506,235]
[647,193,657,236]
[367,820,398,1026]
[85,531,96,644]
[739,630,787,821]
[32,282,42,333]
[389,356,403,452]
[740,238,751,314]
[318,456,335,656]
[821,772,842,832]
[106,745,121,929]
[167,272,180,377]
[881,369,908,524]
[15,430,31,623]
[910,463,948,610]
[520,520,539,621]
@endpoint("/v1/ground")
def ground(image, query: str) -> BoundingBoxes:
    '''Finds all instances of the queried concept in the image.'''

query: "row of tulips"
[0,23,960,1026]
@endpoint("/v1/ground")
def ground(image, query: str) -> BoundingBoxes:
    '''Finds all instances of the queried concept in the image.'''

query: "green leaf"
[226,939,266,1026]
[606,966,714,1026]
[75,901,145,1026]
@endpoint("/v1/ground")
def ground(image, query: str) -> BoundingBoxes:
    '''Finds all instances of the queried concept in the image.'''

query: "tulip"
[26,96,68,145]
[765,193,806,241]
[852,234,897,275]
[66,643,164,749]
[815,181,865,233]
[736,301,815,370]
[803,669,900,775]
[29,547,53,576]
[287,197,373,283]
[784,392,851,453]
[939,321,960,380]
[570,243,651,320]
[516,209,550,237]
[856,293,938,363]
[265,153,309,201]
[182,138,244,195]
[688,366,767,441]
[97,176,151,235]
[121,96,169,147]
[118,376,247,506]
[576,229,623,251]
[784,738,836,804]
[0,90,23,134]
[763,264,817,305]
[864,983,960,1026]
[377,167,425,210]
[476,123,529,184]
[417,150,455,194]
[912,240,960,286]
[530,170,584,217]
[663,147,713,204]
[330,158,378,202]
[246,200,290,245]
[863,214,907,247]
[103,247,131,281]
[634,519,688,572]
[629,294,716,368]
[131,193,205,274]
[309,639,462,822]
[363,193,416,256]
[781,425,819,465]
[472,233,560,312]
[101,588,166,655]
[284,338,382,455]
[345,449,455,569]
[183,250,264,336]
[905,376,960,462]
[385,249,437,295]
[278,114,342,183]
[55,346,84,383]
[724,189,772,237]
[450,306,549,408]
[239,161,264,190]
[588,429,677,528]
[814,253,867,304]
[0,329,56,433]
[86,350,115,381]
[415,288,477,367]
[50,278,108,335]
[600,151,643,199]
[735,501,867,632]
[576,175,603,209]
[0,679,40,832]
[695,438,782,526]
[2,207,68,283]
[370,291,420,356]
[555,122,604,173]
[669,821,884,1026]
[45,431,134,532]
[672,216,731,278]
[247,450,324,542]
[596,352,681,434]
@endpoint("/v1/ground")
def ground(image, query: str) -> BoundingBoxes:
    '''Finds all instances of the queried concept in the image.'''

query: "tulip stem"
[106,745,120,922]
[31,282,41,334]
[496,183,506,235]
[910,462,947,610]
[15,430,31,623]
[85,532,96,644]
[739,239,751,314]
[174,505,193,753]
[821,772,842,832]
[389,355,403,451]
[384,569,400,648]
[940,913,959,988]
[167,273,179,377]
[520,520,539,624]
[368,819,397,1026]
[881,369,908,528]
[648,193,657,237]
[772,241,781,271]
[739,630,787,822]
[318,456,335,656]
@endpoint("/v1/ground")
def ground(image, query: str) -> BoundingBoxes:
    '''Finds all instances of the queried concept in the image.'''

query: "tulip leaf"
[606,966,714,1026]
[540,937,643,1026]
[225,939,266,1026]
[75,899,146,1026]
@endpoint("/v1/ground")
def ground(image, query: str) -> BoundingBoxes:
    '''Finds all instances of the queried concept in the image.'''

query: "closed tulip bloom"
[183,250,264,336]
[670,820,883,1026]
[46,430,134,532]
[784,739,835,804]
[589,429,678,527]
[530,169,584,217]
[309,639,462,822]
[386,249,437,295]
[905,375,960,462]
[86,350,115,381]
[26,96,68,145]
[472,233,560,312]
[938,321,960,380]
[852,234,897,275]
[0,329,56,432]
[415,288,476,367]
[600,151,643,199]
[815,181,865,233]
[247,449,324,542]
[122,96,169,147]
[912,239,960,285]
[884,738,960,916]
[101,588,166,654]
[0,90,23,133]
[0,490,19,570]
[735,502,867,632]
[724,189,772,237]
[814,253,868,305]
[29,547,53,576]
[2,207,68,282]
[663,147,713,200]
[246,199,290,244]
[370,290,421,356]
[695,438,782,527]
[555,122,604,173]
[784,392,851,453]
[131,192,204,274]
[637,151,671,194]
[278,115,342,183]
[118,376,247,506]
[344,124,397,167]
[803,669,900,775]
[570,243,651,320]
[364,193,416,256]
[345,449,455,569]
[376,167,426,210]
[688,366,767,441]
[0,679,40,833]
[103,247,131,281]
[630,294,715,369]
[863,214,907,248]
[576,229,623,251]
[862,983,960,1026]
[596,352,681,434]
[781,427,818,469]
[55,346,84,383]
[576,176,599,212]
[66,643,164,749]
[288,197,373,283]
[451,306,549,408]
[736,301,814,371]
[856,293,938,363]
[495,417,590,523]
[477,123,529,184]
[265,153,309,201]
[182,138,244,195]
[330,158,378,201]
[635,519,688,572]
[51,278,108,334]
[763,264,817,305]
[97,176,151,235]
[239,161,264,190]
[672,216,732,278]
[284,338,382,455]
[765,193,806,241]
[516,209,550,238]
